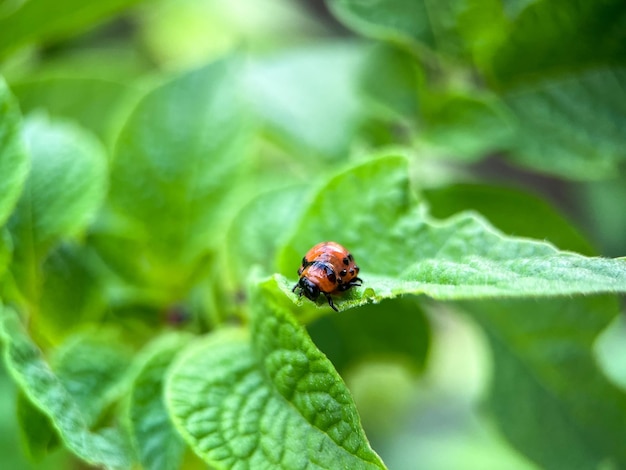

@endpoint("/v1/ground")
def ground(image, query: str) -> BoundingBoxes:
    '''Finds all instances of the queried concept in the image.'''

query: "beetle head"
[298,277,320,301]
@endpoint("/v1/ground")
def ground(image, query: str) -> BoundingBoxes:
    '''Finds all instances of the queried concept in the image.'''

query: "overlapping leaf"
[0,78,29,228]
[0,307,135,469]
[6,115,108,302]
[100,58,252,290]
[0,0,146,57]
[165,280,386,469]
[465,296,626,469]
[127,333,190,470]
[277,156,626,312]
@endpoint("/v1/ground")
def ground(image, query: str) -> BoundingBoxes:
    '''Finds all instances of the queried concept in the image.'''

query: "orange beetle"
[292,241,362,311]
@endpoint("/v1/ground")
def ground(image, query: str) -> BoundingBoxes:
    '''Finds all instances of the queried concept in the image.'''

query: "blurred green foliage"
[1,0,625,469]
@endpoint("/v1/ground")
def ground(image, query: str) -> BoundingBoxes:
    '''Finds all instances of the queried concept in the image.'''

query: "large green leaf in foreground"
[165,281,385,469]
[273,155,626,468]
[277,156,626,312]
[0,307,134,470]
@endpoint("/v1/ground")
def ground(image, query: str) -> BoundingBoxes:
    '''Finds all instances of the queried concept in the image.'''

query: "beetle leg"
[324,292,338,312]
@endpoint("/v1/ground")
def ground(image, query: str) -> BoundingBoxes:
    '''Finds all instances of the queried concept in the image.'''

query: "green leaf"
[7,115,108,300]
[464,296,626,469]
[36,243,108,343]
[358,45,515,160]
[0,228,12,279]
[244,43,367,161]
[328,0,435,47]
[0,307,135,469]
[419,91,514,161]
[504,67,626,180]
[105,57,251,285]
[277,156,626,313]
[16,391,60,461]
[0,77,30,228]
[579,175,626,258]
[490,0,626,85]
[127,333,190,470]
[308,296,430,375]
[358,45,422,123]
[277,155,414,277]
[10,77,136,148]
[227,185,308,282]
[423,183,595,256]
[0,0,146,58]
[328,0,504,59]
[165,280,386,469]
[50,330,133,427]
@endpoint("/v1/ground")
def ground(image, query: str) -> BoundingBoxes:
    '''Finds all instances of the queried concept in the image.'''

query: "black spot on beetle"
[343,257,349,266]
[340,269,347,276]
[348,253,354,262]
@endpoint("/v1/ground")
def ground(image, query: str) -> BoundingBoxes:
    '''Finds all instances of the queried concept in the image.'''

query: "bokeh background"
[1,0,625,468]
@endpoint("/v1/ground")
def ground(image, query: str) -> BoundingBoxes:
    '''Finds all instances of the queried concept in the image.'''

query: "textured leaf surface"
[278,156,626,313]
[106,58,251,280]
[165,281,385,469]
[465,296,626,469]
[0,77,29,228]
[128,333,190,470]
[0,307,134,469]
